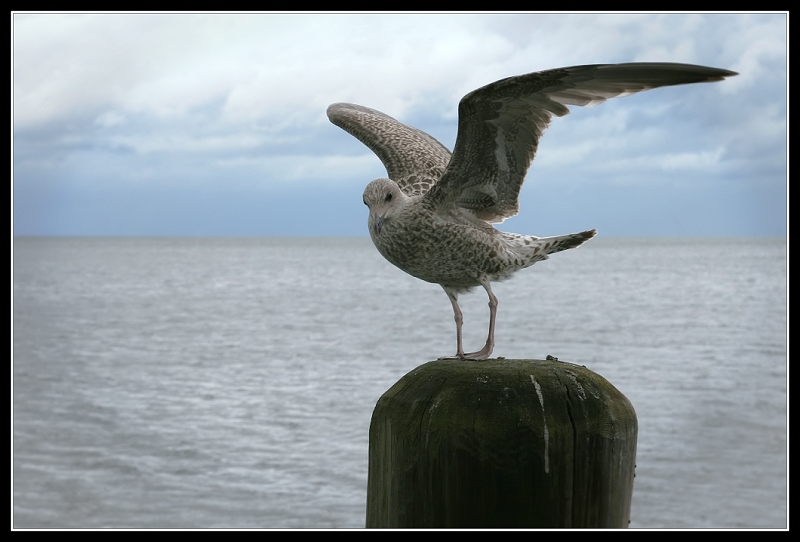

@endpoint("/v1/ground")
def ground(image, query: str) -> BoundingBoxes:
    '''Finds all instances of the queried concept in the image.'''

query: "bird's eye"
[385,193,393,202]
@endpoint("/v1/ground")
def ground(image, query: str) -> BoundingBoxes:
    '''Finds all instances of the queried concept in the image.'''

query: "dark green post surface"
[365,359,637,528]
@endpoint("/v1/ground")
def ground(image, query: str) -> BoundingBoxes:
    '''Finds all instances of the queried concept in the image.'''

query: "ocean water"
[12,237,787,529]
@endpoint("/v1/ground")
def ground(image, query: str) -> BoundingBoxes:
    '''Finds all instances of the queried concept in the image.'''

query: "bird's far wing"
[428,62,737,223]
[327,103,452,196]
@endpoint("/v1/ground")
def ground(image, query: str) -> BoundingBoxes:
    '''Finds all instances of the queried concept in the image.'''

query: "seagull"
[328,62,737,360]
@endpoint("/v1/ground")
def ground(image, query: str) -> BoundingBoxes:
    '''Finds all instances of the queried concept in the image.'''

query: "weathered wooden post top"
[366,358,637,529]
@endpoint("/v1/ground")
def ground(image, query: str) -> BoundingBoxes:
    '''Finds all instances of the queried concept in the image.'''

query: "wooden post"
[365,359,637,528]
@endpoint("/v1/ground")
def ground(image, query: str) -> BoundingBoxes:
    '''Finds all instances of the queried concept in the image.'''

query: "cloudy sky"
[12,13,787,237]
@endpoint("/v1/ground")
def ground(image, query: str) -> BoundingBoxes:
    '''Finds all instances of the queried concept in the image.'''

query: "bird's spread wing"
[327,103,452,197]
[427,62,738,223]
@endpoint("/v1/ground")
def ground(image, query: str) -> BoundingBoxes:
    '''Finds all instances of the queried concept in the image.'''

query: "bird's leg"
[461,279,497,361]
[438,287,466,360]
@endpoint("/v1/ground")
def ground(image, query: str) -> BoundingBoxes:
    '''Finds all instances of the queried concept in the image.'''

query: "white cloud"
[104,131,267,155]
[658,147,726,171]
[12,13,787,236]
[94,111,127,128]
[20,13,763,129]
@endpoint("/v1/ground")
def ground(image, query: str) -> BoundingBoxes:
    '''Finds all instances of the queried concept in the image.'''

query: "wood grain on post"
[366,359,637,528]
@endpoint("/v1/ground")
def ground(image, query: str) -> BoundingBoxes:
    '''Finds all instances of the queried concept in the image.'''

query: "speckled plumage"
[328,62,736,360]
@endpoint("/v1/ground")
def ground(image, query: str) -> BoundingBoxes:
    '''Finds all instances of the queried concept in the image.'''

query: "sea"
[12,236,787,529]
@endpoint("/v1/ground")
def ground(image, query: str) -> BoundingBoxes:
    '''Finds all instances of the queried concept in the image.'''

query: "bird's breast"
[369,210,505,287]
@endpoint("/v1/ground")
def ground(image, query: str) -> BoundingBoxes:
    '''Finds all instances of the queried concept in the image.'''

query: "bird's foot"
[438,353,466,361]
[437,348,492,361]
[461,342,493,361]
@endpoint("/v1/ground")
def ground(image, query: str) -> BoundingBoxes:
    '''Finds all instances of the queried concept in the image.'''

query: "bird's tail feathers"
[538,229,597,255]
[504,229,596,268]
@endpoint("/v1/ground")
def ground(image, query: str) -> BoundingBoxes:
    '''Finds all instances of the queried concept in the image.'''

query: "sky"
[12,12,787,237]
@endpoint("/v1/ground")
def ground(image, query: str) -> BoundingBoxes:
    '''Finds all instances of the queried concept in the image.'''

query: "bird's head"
[363,178,407,236]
